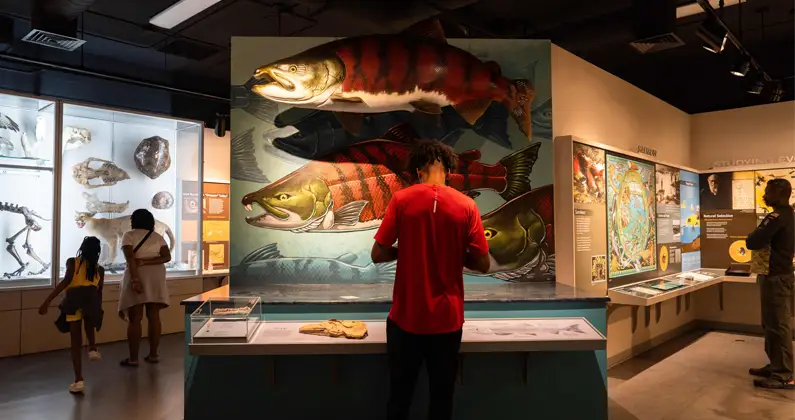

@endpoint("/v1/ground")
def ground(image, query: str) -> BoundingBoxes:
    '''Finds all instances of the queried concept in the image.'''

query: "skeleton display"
[82,192,129,214]
[151,191,174,209]
[0,202,50,278]
[74,211,175,266]
[134,136,171,179]
[72,157,130,188]
[63,126,91,151]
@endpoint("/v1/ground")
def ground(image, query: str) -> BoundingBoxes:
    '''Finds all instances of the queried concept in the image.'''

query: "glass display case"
[59,103,203,281]
[190,297,261,344]
[0,92,56,289]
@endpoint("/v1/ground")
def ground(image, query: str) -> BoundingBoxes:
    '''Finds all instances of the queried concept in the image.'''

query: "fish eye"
[484,228,498,239]
[276,193,291,201]
[289,65,297,73]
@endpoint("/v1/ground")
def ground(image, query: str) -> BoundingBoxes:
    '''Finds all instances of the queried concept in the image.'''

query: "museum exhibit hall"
[0,0,793,419]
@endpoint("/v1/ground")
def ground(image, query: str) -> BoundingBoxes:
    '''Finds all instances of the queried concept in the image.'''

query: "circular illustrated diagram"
[729,239,752,263]
[659,245,669,272]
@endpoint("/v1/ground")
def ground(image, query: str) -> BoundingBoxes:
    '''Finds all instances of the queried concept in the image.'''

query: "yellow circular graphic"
[729,240,752,263]
[659,245,669,272]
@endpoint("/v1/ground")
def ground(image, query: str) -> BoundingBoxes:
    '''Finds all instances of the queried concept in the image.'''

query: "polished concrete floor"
[0,331,792,420]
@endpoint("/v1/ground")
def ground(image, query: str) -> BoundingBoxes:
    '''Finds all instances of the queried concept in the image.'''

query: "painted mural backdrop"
[229,21,553,286]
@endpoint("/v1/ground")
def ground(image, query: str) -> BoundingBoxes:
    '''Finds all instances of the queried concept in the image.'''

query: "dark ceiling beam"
[39,0,97,20]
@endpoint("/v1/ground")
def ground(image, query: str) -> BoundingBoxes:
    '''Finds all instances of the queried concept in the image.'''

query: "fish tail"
[374,260,398,282]
[497,143,541,201]
[505,79,535,141]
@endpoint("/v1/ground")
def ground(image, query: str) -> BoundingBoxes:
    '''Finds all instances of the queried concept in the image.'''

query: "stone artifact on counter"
[134,136,171,179]
[72,157,131,188]
[151,191,174,209]
[63,126,91,151]
[82,192,129,214]
[299,319,368,339]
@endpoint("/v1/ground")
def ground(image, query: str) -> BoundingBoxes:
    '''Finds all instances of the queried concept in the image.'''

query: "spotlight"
[697,16,728,53]
[747,78,765,95]
[729,59,750,77]
[770,83,784,102]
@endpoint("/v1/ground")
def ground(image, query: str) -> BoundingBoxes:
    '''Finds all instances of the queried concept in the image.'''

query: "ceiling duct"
[22,0,97,51]
[628,0,684,54]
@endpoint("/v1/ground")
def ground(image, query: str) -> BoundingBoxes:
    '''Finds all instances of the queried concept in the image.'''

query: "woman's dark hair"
[77,236,101,282]
[766,178,793,207]
[406,139,457,182]
[130,209,155,231]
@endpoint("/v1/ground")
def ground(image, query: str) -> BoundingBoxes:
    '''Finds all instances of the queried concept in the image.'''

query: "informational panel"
[606,153,657,285]
[755,168,795,219]
[656,164,681,275]
[680,170,701,271]
[701,209,757,267]
[731,171,756,210]
[572,143,607,284]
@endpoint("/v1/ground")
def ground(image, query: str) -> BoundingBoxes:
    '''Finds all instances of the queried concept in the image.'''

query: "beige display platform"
[189,317,606,356]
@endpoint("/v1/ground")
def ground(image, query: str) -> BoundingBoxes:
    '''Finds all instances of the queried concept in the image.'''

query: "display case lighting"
[149,0,223,29]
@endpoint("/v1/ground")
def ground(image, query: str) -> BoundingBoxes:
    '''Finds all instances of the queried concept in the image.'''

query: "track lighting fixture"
[746,77,764,95]
[214,113,228,137]
[729,59,750,77]
[697,16,728,53]
[770,83,784,102]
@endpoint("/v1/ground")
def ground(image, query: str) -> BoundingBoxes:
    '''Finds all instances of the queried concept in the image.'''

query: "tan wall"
[0,276,227,358]
[690,102,795,170]
[608,298,696,364]
[203,128,231,183]
[551,44,691,166]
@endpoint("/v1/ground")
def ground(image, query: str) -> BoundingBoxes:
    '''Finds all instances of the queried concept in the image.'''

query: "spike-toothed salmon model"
[241,137,540,233]
[247,19,535,140]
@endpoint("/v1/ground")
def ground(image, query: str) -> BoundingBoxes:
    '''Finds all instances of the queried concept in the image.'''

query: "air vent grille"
[22,29,85,51]
[629,32,684,54]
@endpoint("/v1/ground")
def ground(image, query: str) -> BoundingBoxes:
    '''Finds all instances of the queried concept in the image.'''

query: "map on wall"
[606,154,657,279]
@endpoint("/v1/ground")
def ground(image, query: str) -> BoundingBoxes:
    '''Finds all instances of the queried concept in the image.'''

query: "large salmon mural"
[230,19,555,284]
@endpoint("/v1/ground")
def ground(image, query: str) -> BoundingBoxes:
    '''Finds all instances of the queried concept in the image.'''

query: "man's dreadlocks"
[406,139,457,182]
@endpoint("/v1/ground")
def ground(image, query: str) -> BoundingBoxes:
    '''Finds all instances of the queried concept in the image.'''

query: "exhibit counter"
[181,282,610,420]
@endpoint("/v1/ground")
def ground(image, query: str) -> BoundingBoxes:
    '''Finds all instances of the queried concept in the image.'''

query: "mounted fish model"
[247,19,534,140]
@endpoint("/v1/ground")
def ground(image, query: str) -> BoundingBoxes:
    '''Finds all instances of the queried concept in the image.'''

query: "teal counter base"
[183,301,608,420]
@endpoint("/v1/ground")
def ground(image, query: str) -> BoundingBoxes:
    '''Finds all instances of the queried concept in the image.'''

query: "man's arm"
[371,242,398,263]
[372,197,399,263]
[465,203,490,274]
[746,212,783,250]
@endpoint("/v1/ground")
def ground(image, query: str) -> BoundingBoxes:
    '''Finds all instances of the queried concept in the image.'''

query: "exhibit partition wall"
[229,36,555,287]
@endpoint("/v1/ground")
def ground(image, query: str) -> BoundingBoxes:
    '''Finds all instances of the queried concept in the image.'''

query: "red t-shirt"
[374,184,489,335]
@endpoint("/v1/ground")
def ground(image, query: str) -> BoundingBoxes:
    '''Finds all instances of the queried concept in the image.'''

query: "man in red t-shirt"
[372,140,490,420]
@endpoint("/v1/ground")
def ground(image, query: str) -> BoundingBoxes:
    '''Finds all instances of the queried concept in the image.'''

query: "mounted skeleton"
[1,202,50,278]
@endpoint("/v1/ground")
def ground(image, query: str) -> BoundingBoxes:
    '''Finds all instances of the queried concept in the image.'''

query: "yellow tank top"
[68,257,100,288]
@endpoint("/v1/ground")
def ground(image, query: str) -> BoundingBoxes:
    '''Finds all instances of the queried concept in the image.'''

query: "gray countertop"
[182,282,610,305]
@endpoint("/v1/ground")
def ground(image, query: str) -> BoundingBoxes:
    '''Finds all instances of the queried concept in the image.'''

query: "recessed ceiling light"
[149,0,222,29]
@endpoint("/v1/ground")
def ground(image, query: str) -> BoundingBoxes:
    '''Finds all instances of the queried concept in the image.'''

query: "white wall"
[551,45,692,168]
[690,101,795,170]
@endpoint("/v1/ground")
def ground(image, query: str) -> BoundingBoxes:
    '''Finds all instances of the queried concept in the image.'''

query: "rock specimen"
[134,136,171,179]
[151,191,174,210]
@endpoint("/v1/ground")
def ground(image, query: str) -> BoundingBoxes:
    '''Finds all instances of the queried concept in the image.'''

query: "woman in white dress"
[118,209,171,366]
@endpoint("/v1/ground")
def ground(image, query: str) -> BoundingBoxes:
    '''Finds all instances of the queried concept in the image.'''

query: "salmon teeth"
[245,204,253,212]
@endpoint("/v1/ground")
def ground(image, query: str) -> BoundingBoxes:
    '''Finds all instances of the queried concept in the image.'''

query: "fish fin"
[402,18,446,43]
[381,123,419,143]
[241,243,283,264]
[333,200,368,226]
[290,216,326,233]
[484,61,502,77]
[498,143,540,201]
[330,94,364,104]
[333,112,364,136]
[231,84,279,123]
[459,149,482,162]
[492,250,548,282]
[231,127,271,183]
[336,253,358,264]
[471,103,511,148]
[465,191,481,199]
[453,99,491,125]
[505,79,535,140]
[375,260,398,281]
[565,324,585,334]
[410,100,443,115]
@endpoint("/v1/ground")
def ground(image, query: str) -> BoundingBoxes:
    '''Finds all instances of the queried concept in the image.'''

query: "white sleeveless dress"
[118,229,170,318]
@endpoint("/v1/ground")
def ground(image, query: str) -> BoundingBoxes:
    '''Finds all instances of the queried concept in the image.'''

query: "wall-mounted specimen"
[134,136,171,179]
[63,126,92,151]
[74,212,174,266]
[0,136,13,156]
[247,18,534,139]
[0,113,20,133]
[72,157,131,189]
[82,192,129,214]
[0,202,50,278]
[151,191,174,209]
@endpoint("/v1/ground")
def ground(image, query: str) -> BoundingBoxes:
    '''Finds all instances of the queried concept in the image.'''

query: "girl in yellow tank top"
[38,237,105,394]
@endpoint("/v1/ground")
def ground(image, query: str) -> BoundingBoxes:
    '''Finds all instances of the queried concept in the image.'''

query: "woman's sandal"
[119,358,139,367]
[144,355,159,364]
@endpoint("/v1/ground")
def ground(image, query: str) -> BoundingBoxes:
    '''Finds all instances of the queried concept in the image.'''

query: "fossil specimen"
[134,136,171,179]
[82,192,129,214]
[151,191,174,209]
[63,126,91,151]
[72,157,130,189]
[299,319,368,339]
[0,202,50,278]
